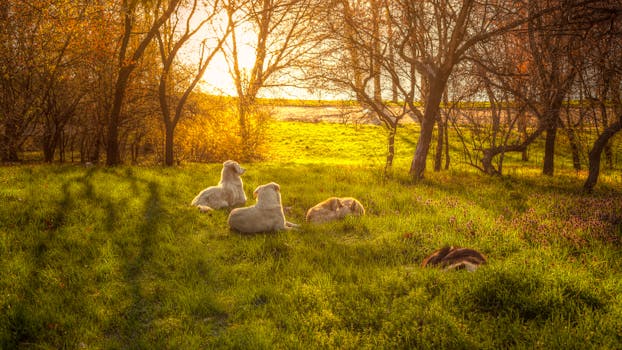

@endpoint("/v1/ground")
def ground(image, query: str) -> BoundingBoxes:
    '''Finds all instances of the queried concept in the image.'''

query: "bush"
[176,98,271,163]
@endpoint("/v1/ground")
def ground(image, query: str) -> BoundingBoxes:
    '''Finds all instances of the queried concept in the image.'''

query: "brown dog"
[421,246,487,271]
[306,197,365,223]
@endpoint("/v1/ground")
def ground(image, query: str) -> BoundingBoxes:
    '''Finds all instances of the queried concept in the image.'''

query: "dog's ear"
[271,183,280,192]
[330,198,343,210]
[253,185,261,198]
[237,164,245,174]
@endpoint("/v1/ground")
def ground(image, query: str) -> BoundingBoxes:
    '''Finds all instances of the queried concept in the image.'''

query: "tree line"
[1,0,621,191]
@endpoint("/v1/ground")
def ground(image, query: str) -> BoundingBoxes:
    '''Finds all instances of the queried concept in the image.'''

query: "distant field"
[1,121,621,349]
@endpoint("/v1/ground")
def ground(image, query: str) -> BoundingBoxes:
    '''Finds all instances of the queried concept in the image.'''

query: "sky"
[177,6,335,101]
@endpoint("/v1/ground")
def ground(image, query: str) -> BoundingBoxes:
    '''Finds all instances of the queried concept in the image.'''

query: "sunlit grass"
[1,121,621,348]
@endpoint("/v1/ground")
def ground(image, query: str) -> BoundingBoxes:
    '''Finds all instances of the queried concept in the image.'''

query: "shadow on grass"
[3,168,188,347]
[112,179,163,345]
[4,167,101,347]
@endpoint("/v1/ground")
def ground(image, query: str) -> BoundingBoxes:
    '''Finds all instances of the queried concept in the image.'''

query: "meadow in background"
[1,120,621,348]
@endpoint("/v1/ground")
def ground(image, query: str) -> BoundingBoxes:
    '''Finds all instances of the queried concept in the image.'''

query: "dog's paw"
[197,205,214,213]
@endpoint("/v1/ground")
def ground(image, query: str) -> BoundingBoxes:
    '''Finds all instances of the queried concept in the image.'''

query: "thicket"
[1,0,621,190]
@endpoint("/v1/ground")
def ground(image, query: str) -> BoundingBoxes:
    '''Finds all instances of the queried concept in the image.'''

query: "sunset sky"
[178,14,331,101]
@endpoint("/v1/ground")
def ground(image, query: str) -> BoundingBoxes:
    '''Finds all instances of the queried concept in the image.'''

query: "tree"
[311,0,428,174]
[0,1,55,162]
[221,0,322,160]
[156,0,228,166]
[334,0,409,173]
[0,1,92,162]
[526,0,583,176]
[386,0,582,180]
[581,2,622,191]
[106,0,182,166]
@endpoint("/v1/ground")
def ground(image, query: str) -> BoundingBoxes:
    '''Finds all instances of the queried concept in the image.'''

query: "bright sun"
[179,11,322,100]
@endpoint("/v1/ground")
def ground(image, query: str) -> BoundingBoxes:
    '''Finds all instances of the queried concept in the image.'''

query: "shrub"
[175,98,271,163]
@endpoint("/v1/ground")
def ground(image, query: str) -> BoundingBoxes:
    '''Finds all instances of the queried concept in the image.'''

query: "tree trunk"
[566,127,581,170]
[519,113,529,161]
[410,81,445,180]
[43,131,56,163]
[604,143,614,169]
[444,115,450,170]
[583,121,621,192]
[542,125,557,176]
[542,96,565,176]
[598,101,614,169]
[106,0,180,166]
[238,99,251,160]
[91,136,101,163]
[106,67,132,166]
[481,124,546,175]
[1,120,20,162]
[165,123,175,166]
[384,127,396,176]
[59,129,65,163]
[434,116,443,172]
[410,111,437,179]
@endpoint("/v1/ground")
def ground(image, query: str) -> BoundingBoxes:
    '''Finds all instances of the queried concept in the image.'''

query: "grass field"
[1,120,622,349]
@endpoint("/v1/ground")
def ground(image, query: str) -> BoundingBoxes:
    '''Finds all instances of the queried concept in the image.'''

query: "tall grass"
[1,121,621,349]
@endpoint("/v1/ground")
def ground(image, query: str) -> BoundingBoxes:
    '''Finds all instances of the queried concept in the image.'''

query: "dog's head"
[325,197,343,211]
[222,160,245,176]
[341,198,365,215]
[253,182,282,208]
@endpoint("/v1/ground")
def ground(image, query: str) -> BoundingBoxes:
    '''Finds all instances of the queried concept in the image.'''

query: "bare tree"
[105,0,182,166]
[581,2,622,191]
[156,0,228,166]
[221,0,323,160]
[310,0,427,174]
[336,0,410,173]
[396,0,543,179]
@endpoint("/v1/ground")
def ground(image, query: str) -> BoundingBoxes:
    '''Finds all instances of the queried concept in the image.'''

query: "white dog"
[228,182,298,233]
[191,160,247,212]
[306,197,366,223]
[421,246,487,272]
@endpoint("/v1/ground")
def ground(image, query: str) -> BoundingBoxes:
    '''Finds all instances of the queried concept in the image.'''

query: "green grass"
[1,121,622,349]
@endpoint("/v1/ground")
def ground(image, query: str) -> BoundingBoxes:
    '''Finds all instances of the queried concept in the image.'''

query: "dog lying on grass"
[306,197,365,223]
[228,182,298,233]
[421,246,487,271]
[191,160,247,212]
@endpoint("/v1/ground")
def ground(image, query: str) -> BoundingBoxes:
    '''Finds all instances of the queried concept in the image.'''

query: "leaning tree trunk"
[481,124,546,175]
[583,121,621,192]
[410,80,446,180]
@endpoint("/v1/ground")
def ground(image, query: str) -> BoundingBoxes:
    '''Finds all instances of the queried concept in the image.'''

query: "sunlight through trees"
[0,0,620,189]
